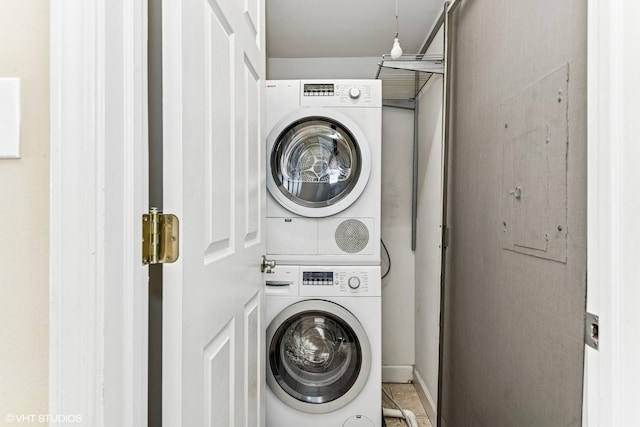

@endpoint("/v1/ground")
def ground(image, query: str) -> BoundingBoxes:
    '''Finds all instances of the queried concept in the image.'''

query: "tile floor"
[382,383,433,427]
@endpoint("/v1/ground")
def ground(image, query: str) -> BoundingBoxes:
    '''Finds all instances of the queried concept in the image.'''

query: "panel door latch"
[585,312,599,350]
[261,255,276,273]
[143,208,179,265]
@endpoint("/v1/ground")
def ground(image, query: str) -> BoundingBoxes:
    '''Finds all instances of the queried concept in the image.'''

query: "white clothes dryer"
[265,265,382,427]
[265,80,381,265]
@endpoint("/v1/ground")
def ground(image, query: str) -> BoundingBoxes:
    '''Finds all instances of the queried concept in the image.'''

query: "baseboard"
[381,365,414,383]
[413,368,437,426]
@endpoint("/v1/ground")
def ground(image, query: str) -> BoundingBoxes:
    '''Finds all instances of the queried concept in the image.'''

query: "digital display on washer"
[303,83,334,96]
[302,271,334,285]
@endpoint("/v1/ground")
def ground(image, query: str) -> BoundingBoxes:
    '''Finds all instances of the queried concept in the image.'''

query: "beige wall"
[0,1,49,424]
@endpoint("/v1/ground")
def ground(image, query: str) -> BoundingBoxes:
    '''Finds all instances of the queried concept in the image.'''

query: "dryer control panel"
[302,83,334,97]
[300,80,382,108]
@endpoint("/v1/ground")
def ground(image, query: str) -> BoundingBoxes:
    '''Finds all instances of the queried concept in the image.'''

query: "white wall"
[267,57,417,377]
[380,107,416,380]
[267,57,380,80]
[0,0,49,422]
[413,26,444,420]
[414,75,443,416]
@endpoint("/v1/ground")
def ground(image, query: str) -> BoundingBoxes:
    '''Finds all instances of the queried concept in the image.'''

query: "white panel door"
[162,0,266,425]
[585,0,640,425]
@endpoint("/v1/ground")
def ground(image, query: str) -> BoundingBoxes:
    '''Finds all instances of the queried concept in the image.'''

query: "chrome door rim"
[266,300,372,414]
[266,108,372,218]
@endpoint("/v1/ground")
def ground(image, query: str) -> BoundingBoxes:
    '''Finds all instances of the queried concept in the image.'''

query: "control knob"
[348,87,361,99]
[348,276,361,289]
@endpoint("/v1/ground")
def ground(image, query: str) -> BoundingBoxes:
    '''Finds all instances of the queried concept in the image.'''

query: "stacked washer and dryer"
[264,80,382,427]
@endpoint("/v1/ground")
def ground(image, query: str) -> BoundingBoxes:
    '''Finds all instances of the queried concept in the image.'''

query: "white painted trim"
[382,365,414,383]
[50,2,105,423]
[50,1,148,426]
[584,0,640,425]
[413,368,437,427]
[160,0,184,425]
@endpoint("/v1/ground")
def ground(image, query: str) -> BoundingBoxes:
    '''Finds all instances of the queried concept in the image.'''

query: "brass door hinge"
[142,208,179,265]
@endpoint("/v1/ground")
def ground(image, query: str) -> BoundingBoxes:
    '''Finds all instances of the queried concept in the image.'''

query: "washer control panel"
[335,271,368,293]
[298,266,381,297]
[267,265,381,297]
[348,276,361,289]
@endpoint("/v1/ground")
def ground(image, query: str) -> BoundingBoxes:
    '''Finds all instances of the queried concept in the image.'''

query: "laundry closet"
[262,0,588,426]
[263,2,447,423]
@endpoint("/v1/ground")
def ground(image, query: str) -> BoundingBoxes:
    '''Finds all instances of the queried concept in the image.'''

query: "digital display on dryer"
[302,271,334,285]
[303,84,334,96]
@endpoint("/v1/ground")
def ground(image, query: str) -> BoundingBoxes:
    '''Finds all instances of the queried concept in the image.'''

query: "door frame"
[48,0,640,425]
[584,0,640,425]
[49,1,148,426]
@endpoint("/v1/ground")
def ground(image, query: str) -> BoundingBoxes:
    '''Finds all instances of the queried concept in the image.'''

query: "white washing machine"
[265,80,382,265]
[265,265,382,427]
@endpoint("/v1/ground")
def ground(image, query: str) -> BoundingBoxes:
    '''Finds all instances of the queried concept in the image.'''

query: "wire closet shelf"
[376,53,444,100]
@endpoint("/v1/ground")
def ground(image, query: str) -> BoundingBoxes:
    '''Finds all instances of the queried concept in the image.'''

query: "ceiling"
[266,0,446,59]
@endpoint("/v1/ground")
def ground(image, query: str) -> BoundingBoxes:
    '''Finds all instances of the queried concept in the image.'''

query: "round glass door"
[267,113,371,217]
[267,300,371,413]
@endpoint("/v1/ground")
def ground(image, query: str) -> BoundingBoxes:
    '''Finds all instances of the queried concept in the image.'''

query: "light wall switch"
[0,78,21,159]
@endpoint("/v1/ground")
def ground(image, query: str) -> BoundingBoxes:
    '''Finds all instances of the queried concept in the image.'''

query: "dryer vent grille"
[335,219,369,254]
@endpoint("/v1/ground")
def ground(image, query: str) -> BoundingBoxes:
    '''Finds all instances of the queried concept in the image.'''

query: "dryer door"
[267,109,371,217]
[266,300,371,413]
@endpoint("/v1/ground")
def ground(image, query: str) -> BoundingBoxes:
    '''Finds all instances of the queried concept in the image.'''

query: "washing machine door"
[267,300,371,414]
[267,109,372,217]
